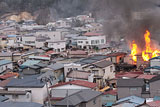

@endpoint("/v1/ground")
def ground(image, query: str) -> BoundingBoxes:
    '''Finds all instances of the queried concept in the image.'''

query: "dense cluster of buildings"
[0,14,159,107]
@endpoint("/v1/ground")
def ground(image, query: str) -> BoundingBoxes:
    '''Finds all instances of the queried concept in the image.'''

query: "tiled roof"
[50,80,97,89]
[149,75,160,83]
[137,74,156,80]
[106,52,126,57]
[147,100,160,107]
[0,72,18,80]
[83,32,102,36]
[69,50,87,55]
[103,89,117,95]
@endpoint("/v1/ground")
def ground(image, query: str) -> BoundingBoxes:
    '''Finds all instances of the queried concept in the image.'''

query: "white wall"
[36,31,63,41]
[8,85,48,104]
[64,63,82,77]
[22,36,36,46]
[5,92,31,102]
[48,41,66,52]
[0,63,13,73]
[77,35,106,48]
[103,64,115,79]
[35,41,45,48]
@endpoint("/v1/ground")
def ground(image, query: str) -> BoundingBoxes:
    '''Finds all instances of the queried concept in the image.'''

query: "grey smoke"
[93,0,160,51]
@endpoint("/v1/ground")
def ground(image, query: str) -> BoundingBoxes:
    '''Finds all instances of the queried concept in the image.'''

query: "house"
[0,52,21,62]
[0,90,31,102]
[113,96,145,107]
[0,60,13,74]
[102,89,117,107]
[47,40,66,52]
[20,60,41,69]
[53,89,102,107]
[21,34,36,47]
[44,63,64,82]
[92,60,115,80]
[66,70,94,82]
[50,80,97,103]
[145,66,160,74]
[117,79,145,99]
[0,102,43,107]
[5,75,48,104]
[75,32,106,49]
[106,52,127,64]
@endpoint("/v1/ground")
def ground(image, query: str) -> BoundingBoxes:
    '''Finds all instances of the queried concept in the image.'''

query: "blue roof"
[154,96,160,101]
[0,102,43,107]
[0,60,12,66]
[145,66,160,71]
[116,96,145,106]
[7,35,17,38]
[20,60,40,68]
[0,96,9,102]
[6,75,45,88]
[150,56,160,60]
[29,56,50,61]
[105,102,114,107]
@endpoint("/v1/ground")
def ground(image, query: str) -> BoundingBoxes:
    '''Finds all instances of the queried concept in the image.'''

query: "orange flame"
[131,30,160,62]
[131,41,137,62]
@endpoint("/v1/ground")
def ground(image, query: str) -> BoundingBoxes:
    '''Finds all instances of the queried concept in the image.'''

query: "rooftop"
[6,75,45,88]
[83,32,103,36]
[116,96,145,107]
[50,80,97,89]
[0,60,12,66]
[54,90,102,106]
[117,79,145,87]
[93,60,113,68]
[0,102,43,107]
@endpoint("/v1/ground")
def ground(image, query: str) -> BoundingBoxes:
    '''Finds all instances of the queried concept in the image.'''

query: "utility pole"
[42,77,52,107]
[66,89,69,107]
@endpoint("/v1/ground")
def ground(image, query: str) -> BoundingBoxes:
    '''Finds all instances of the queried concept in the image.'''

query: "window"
[110,66,113,72]
[86,41,88,44]
[12,95,19,99]
[101,39,104,43]
[91,40,94,44]
[130,88,138,91]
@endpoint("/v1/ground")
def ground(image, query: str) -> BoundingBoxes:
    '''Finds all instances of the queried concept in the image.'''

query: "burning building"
[130,30,160,67]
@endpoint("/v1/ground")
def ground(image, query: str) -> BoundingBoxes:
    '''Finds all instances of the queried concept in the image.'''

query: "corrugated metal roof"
[54,90,102,106]
[116,96,145,106]
[0,102,43,107]
[29,56,50,60]
[21,60,40,68]
[0,60,12,66]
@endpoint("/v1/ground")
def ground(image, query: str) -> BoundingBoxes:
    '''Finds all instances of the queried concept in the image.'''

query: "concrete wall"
[85,95,102,107]
[22,36,36,46]
[103,64,115,80]
[8,85,48,104]
[0,63,13,73]
[117,87,142,99]
[48,41,66,52]
[5,92,31,102]
[150,80,160,97]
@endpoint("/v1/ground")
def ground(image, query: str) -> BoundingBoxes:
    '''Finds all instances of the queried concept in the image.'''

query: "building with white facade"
[75,32,106,49]
[0,59,13,74]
